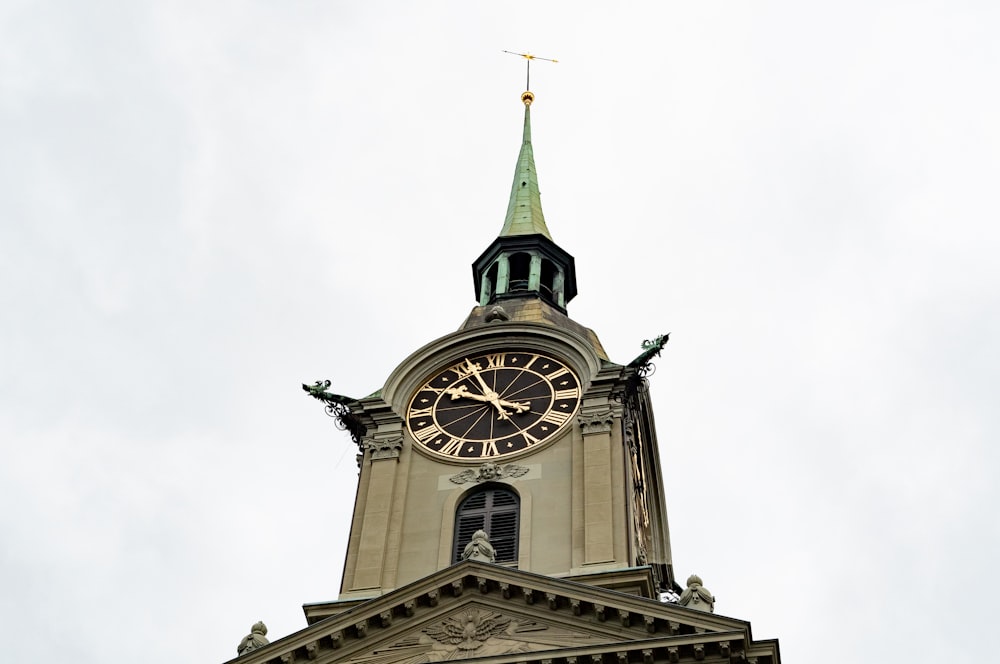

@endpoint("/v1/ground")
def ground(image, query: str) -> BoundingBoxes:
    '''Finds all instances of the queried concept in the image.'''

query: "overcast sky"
[2,2,998,662]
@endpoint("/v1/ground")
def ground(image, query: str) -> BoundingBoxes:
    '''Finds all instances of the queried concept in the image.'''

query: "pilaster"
[579,404,615,565]
[497,255,510,293]
[345,405,404,595]
[528,253,542,291]
[573,363,626,570]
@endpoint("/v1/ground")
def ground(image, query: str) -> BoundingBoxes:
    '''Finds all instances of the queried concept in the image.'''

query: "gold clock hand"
[492,400,513,421]
[444,384,514,420]
[460,358,515,420]
[444,385,490,403]
[496,397,530,414]
[462,358,494,396]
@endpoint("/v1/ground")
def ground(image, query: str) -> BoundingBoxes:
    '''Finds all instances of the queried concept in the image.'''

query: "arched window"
[507,253,531,293]
[452,486,520,564]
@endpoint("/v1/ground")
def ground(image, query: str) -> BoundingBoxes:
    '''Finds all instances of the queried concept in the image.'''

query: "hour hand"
[444,385,489,403]
[496,398,530,414]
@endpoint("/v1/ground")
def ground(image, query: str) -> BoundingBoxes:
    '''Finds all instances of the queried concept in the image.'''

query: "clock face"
[407,351,582,460]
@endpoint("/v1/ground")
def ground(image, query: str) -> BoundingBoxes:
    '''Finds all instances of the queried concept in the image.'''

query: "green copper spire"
[500,92,552,240]
[471,89,577,313]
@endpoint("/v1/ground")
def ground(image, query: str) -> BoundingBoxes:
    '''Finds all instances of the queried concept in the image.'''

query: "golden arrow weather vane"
[503,50,558,92]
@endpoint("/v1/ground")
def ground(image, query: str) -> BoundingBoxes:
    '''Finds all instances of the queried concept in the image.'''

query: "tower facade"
[231,92,780,664]
[333,92,673,601]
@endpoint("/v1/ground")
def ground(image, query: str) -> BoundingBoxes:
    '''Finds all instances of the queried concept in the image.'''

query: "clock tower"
[231,90,780,664]
[326,89,675,603]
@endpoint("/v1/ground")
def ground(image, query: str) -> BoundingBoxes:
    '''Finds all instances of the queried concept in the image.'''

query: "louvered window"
[452,487,520,564]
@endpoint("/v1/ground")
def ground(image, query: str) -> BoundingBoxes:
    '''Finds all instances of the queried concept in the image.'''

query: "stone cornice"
[225,563,777,664]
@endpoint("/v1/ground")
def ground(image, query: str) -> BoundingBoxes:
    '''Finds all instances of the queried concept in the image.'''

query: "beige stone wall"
[338,323,650,599]
[393,426,579,587]
[339,411,638,598]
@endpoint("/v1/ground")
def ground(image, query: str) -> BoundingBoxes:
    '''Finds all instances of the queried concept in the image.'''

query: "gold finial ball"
[521,91,535,106]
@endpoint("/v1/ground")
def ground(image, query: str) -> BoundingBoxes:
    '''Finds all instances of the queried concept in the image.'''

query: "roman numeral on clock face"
[438,438,464,456]
[522,430,541,446]
[481,440,499,457]
[450,359,480,380]
[554,388,580,401]
[540,410,571,427]
[408,407,432,419]
[485,353,506,369]
[412,423,441,443]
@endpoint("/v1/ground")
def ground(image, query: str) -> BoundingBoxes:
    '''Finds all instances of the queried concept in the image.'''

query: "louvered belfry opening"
[507,252,532,293]
[452,486,520,564]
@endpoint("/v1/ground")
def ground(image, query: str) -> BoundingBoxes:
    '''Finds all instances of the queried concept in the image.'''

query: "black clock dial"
[407,351,582,460]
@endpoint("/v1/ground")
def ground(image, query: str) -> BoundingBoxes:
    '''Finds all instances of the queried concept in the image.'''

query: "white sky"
[2,2,998,662]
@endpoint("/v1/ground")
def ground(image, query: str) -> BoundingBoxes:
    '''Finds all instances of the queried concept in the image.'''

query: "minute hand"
[464,359,493,395]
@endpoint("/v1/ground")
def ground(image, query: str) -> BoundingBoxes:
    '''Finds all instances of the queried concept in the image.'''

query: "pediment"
[226,562,777,664]
[338,599,653,664]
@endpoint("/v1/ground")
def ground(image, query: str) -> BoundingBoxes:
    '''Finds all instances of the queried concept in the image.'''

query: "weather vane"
[503,50,558,92]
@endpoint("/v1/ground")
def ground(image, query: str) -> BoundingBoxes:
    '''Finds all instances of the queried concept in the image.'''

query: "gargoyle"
[302,379,353,405]
[627,333,670,369]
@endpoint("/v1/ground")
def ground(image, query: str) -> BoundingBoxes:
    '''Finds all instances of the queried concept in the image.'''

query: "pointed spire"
[470,90,577,313]
[500,92,552,240]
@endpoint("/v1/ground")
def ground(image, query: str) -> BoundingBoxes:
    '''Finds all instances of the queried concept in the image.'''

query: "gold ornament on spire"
[503,50,558,100]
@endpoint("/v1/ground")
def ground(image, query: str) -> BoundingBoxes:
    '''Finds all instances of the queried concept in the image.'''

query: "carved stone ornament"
[424,608,513,652]
[485,305,511,323]
[237,621,269,656]
[461,530,497,563]
[678,574,715,613]
[363,434,403,460]
[347,612,617,664]
[450,461,529,484]
[578,407,615,435]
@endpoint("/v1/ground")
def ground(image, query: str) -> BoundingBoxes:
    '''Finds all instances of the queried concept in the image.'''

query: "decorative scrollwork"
[302,380,366,445]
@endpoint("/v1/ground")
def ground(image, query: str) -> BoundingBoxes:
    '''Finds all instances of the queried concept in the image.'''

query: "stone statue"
[461,530,496,563]
[678,575,715,613]
[237,621,269,656]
